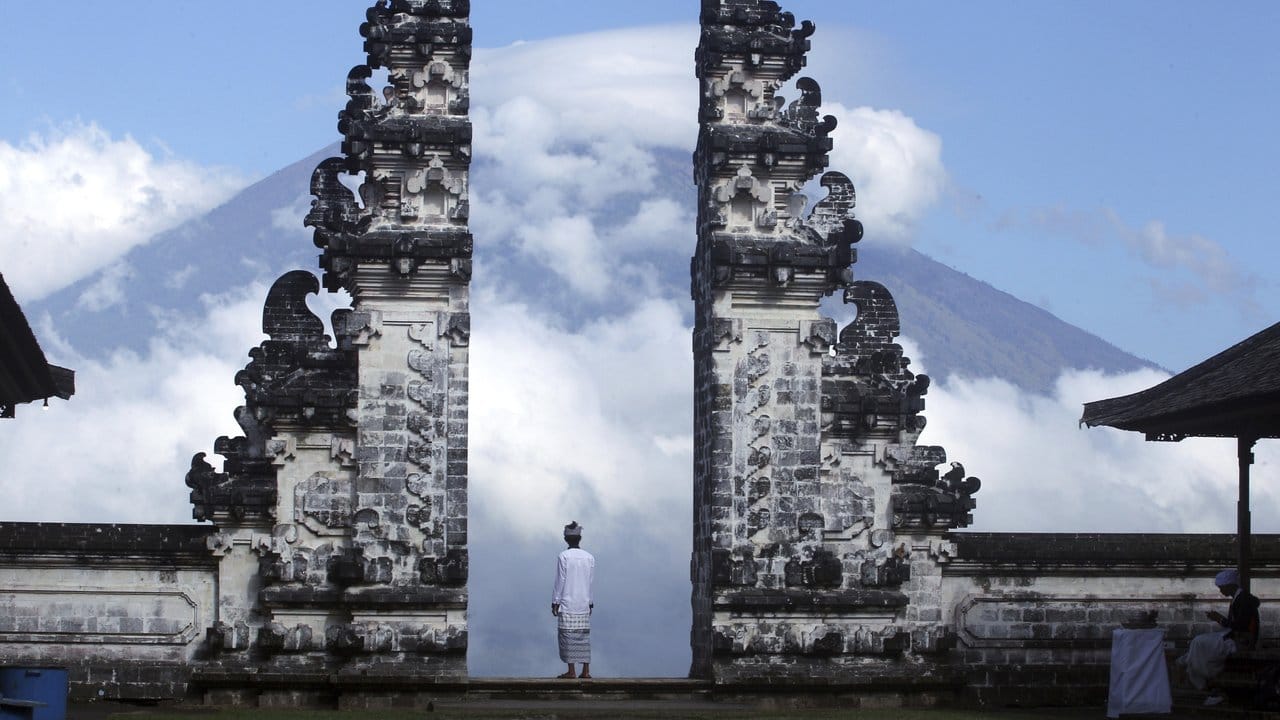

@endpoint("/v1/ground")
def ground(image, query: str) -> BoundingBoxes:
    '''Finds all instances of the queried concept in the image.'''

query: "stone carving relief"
[778,77,837,137]
[205,532,233,557]
[257,623,315,655]
[410,59,469,114]
[438,311,471,347]
[206,621,251,653]
[692,0,984,682]
[182,0,473,678]
[402,156,468,223]
[816,453,874,538]
[294,473,354,535]
[335,310,382,348]
[704,67,776,122]
[713,166,775,232]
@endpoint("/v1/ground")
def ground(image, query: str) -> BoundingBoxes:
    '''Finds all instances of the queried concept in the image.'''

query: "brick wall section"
[444,346,469,557]
[319,0,473,676]
[943,531,1280,706]
[689,323,719,677]
[0,522,217,700]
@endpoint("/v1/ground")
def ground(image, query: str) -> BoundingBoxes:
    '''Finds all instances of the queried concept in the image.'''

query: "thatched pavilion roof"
[1081,321,1280,441]
[0,272,74,417]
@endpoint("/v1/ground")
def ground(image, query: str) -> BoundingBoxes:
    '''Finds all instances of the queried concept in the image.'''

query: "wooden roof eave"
[0,272,76,408]
[1084,393,1280,441]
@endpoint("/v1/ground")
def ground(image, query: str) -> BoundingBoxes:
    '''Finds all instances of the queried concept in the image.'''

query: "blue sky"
[3,2,1277,370]
[1,1,1278,677]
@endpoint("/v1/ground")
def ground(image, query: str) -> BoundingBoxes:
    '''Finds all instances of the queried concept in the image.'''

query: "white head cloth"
[1215,568,1241,587]
[563,521,583,538]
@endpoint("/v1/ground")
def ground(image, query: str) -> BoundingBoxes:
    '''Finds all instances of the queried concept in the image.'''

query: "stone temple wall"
[942,534,1280,706]
[3,523,1277,705]
[689,0,977,686]
[182,0,475,688]
[685,2,1273,706]
[0,524,215,700]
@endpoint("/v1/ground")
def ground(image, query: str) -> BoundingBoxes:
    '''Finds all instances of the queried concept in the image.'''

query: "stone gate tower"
[690,0,980,684]
[186,0,472,683]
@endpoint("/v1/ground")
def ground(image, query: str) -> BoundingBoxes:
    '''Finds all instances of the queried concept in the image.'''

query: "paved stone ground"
[64,701,1152,720]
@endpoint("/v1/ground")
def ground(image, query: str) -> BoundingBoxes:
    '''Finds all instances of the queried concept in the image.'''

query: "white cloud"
[469,290,692,539]
[466,27,947,304]
[513,214,610,299]
[1005,205,1263,316]
[606,198,693,253]
[1114,212,1260,308]
[270,192,313,235]
[1,283,268,523]
[0,122,244,302]
[469,28,691,224]
[164,264,198,291]
[76,261,134,312]
[916,362,1280,534]
[825,103,947,244]
[472,26,697,152]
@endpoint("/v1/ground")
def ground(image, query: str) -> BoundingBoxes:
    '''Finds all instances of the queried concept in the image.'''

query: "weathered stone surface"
[0,523,215,698]
[690,0,978,683]
[942,535,1280,706]
[177,0,474,682]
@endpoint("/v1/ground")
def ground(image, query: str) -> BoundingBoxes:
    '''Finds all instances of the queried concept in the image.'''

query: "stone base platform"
[191,673,963,709]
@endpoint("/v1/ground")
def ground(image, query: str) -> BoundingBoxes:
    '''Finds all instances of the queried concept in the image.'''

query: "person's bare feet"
[579,673,592,679]
[557,671,575,679]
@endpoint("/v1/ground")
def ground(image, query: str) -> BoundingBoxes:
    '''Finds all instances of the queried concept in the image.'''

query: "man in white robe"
[552,521,595,679]
[1177,568,1262,704]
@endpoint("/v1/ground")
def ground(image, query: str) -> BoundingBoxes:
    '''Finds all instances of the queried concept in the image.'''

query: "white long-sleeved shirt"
[552,547,595,614]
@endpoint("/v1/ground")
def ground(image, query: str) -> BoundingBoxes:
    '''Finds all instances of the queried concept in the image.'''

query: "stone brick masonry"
[689,0,977,686]
[0,523,215,700]
[185,0,474,683]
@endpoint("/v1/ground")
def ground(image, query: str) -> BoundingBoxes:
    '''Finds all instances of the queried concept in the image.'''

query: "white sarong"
[1178,629,1236,690]
[557,612,591,663]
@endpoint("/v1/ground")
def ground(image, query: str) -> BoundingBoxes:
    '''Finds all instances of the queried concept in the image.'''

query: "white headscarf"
[1214,568,1240,587]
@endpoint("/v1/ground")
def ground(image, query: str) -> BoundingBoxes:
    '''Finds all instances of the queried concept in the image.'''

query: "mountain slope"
[31,145,1153,393]
[852,245,1154,392]
[30,145,337,353]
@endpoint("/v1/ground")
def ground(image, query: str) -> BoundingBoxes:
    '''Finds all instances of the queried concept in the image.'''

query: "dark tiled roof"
[0,271,74,415]
[1081,321,1280,439]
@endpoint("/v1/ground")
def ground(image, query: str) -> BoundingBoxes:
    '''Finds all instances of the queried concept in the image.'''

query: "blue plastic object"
[0,668,66,720]
[0,695,43,720]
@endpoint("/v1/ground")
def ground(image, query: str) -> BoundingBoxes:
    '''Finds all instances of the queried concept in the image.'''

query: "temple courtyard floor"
[66,703,1207,720]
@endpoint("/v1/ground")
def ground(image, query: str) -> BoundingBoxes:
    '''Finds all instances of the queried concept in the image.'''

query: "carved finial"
[185,452,217,489]
[262,271,325,341]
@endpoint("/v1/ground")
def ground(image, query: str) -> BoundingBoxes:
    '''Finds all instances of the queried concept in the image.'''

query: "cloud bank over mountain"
[0,122,244,303]
[2,25,1274,677]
